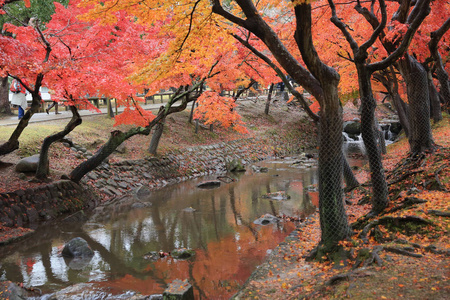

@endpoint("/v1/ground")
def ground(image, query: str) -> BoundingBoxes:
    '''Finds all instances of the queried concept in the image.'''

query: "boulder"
[163,279,194,300]
[134,185,152,200]
[226,159,246,172]
[15,154,42,173]
[197,180,221,189]
[251,165,269,173]
[171,248,195,259]
[62,237,94,258]
[0,281,27,300]
[390,122,402,135]
[343,121,361,135]
[253,214,279,226]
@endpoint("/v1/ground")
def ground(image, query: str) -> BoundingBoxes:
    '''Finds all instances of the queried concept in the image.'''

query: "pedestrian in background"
[10,79,27,120]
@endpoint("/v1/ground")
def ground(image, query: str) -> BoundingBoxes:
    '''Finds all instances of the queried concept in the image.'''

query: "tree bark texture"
[0,76,12,114]
[264,83,274,115]
[357,65,389,213]
[148,116,165,155]
[427,71,442,122]
[36,106,82,179]
[343,154,359,191]
[0,93,42,155]
[398,55,435,154]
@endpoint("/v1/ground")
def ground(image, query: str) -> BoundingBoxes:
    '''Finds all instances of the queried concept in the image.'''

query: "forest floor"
[0,98,449,299]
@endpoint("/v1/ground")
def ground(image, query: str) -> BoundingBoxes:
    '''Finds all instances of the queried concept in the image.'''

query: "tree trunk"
[318,99,351,246]
[264,83,274,115]
[357,65,389,213]
[343,154,359,191]
[107,98,114,118]
[0,93,42,155]
[148,117,165,155]
[189,99,196,124]
[70,126,153,183]
[428,71,442,122]
[36,106,82,180]
[392,93,410,138]
[0,76,12,114]
[399,55,435,154]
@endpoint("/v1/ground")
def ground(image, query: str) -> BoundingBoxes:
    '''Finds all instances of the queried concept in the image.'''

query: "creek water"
[0,157,319,299]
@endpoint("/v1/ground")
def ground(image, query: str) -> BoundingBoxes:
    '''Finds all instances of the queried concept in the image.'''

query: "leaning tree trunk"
[343,154,359,192]
[36,106,82,180]
[70,125,154,183]
[0,76,12,114]
[0,92,42,155]
[357,65,389,213]
[265,83,274,115]
[399,55,435,154]
[148,116,166,155]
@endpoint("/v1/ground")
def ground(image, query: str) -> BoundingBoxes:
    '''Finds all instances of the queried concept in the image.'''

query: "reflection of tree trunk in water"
[192,209,207,251]
[40,245,67,285]
[167,211,180,248]
[211,196,220,240]
[265,182,271,194]
[78,232,166,284]
[151,205,170,251]
[251,188,258,212]
[187,259,208,300]
[0,262,24,284]
[228,186,258,240]
[219,195,227,229]
[228,187,241,226]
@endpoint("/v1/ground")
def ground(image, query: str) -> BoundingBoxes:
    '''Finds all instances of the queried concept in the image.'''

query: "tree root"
[326,268,375,286]
[427,210,450,217]
[385,197,427,214]
[358,215,433,243]
[387,170,424,186]
[433,163,449,192]
[353,198,428,230]
[383,246,423,258]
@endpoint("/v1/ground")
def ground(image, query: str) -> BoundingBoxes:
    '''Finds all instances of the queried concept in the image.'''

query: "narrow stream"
[0,157,319,299]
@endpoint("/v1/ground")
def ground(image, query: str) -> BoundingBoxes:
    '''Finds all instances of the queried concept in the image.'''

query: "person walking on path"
[46,101,60,115]
[9,79,27,119]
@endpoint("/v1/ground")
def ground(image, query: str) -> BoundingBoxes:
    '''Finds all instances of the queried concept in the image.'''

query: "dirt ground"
[1,98,448,299]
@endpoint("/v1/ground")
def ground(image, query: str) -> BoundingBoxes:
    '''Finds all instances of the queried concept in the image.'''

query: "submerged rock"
[62,237,94,258]
[197,180,221,189]
[171,248,195,259]
[261,191,291,200]
[253,214,280,226]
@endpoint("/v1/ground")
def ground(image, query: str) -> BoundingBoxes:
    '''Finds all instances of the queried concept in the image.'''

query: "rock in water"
[163,279,194,300]
[62,237,94,258]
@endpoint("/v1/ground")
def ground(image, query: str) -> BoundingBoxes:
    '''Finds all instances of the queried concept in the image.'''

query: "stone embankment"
[1,137,306,230]
[82,138,276,200]
[0,180,97,229]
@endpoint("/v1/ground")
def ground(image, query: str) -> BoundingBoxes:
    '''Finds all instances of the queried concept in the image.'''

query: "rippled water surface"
[0,158,319,299]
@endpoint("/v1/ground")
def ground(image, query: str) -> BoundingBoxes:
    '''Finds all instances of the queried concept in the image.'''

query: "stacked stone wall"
[0,180,98,228]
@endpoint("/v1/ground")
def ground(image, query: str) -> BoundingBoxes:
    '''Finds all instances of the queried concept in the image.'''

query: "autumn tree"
[355,0,448,155]
[76,0,355,253]
[327,0,431,213]
[0,0,68,114]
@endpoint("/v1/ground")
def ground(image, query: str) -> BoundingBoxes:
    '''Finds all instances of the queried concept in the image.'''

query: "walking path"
[0,102,167,126]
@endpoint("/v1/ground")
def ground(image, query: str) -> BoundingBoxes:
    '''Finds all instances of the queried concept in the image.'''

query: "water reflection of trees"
[0,164,318,298]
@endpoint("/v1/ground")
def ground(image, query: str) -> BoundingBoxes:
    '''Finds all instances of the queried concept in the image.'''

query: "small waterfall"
[342,132,365,156]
